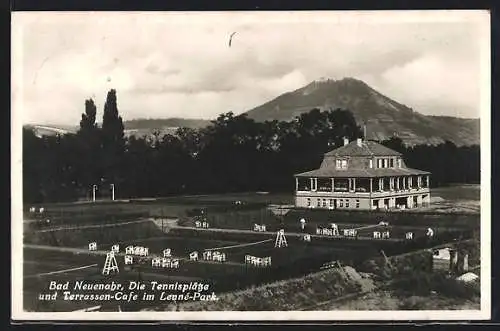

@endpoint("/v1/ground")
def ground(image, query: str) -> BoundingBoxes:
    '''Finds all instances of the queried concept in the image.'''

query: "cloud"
[13,11,488,125]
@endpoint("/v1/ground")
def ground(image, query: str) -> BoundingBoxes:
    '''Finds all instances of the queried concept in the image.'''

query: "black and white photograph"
[11,10,491,321]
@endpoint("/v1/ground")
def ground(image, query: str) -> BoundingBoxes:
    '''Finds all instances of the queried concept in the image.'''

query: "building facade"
[294,137,431,210]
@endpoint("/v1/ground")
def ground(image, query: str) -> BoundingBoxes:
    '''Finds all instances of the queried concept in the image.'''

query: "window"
[383,159,388,168]
[322,199,326,208]
[377,159,383,168]
[356,200,360,208]
[336,159,347,169]
[398,158,402,168]
[317,199,321,207]
[339,200,344,207]
[346,199,350,208]
[307,198,311,207]
[369,159,373,168]
[390,158,394,168]
[329,199,333,206]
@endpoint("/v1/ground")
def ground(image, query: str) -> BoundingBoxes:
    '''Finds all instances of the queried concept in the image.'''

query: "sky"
[12,11,489,126]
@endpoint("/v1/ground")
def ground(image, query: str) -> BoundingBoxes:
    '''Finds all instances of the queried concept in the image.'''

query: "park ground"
[21,184,481,312]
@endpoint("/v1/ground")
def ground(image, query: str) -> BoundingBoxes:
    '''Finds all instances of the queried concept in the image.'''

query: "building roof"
[295,166,430,178]
[324,140,402,157]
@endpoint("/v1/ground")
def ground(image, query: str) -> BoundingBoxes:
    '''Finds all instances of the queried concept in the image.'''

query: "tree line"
[23,89,480,203]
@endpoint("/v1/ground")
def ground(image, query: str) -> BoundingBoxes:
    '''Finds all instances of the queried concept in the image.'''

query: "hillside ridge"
[244,77,479,146]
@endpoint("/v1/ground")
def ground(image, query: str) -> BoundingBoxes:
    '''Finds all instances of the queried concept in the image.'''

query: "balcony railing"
[296,186,430,195]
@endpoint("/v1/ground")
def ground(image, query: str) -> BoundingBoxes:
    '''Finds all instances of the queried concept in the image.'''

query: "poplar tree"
[102,89,125,149]
[76,99,100,197]
[79,99,98,134]
[101,89,125,195]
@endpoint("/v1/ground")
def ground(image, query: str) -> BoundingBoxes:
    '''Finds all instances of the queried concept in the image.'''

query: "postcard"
[11,10,491,321]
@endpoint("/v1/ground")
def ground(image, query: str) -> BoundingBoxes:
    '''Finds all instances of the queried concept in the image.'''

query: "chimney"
[356,138,362,147]
[343,137,349,146]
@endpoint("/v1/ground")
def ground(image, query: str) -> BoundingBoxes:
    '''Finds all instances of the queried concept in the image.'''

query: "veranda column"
[353,178,356,192]
[396,177,400,191]
[331,178,335,192]
[426,175,430,188]
[314,178,318,191]
[295,178,299,191]
[369,178,373,193]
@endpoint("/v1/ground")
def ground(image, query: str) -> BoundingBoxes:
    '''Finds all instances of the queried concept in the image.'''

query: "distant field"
[431,184,480,201]
[23,185,480,231]
[24,185,478,218]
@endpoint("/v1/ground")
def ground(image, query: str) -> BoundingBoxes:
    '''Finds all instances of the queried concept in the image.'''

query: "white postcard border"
[11,10,492,322]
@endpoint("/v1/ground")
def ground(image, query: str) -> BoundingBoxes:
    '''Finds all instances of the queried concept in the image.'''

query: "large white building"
[294,137,431,210]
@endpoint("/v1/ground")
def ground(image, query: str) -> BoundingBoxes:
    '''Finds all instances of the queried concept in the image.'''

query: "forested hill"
[244,77,479,146]
[123,118,211,130]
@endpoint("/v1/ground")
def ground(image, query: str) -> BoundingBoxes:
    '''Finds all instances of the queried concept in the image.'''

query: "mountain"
[24,118,211,139]
[244,77,480,146]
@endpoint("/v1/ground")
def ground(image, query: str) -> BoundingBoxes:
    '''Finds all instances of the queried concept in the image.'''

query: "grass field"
[21,185,481,312]
[431,185,480,201]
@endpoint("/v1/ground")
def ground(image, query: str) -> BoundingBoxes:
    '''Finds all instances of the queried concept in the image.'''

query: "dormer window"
[369,159,373,168]
[397,158,402,168]
[336,159,347,169]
